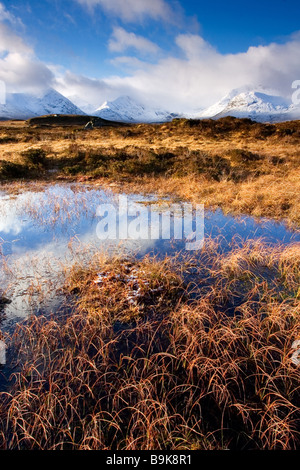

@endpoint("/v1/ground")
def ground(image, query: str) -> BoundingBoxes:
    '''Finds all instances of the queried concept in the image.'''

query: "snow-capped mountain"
[93,95,180,123]
[67,95,97,115]
[195,89,300,122]
[0,89,85,120]
[1,87,299,123]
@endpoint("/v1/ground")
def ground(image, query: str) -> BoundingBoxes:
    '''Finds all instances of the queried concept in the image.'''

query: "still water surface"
[0,183,299,333]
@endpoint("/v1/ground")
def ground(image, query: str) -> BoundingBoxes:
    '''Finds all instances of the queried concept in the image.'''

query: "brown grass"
[0,240,299,450]
[1,117,299,450]
[0,117,299,227]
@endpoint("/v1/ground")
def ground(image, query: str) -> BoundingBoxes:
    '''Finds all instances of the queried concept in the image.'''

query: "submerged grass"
[0,117,299,226]
[0,240,299,450]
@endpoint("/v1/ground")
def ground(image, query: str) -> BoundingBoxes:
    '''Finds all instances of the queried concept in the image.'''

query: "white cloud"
[0,51,54,93]
[0,22,54,93]
[92,33,300,112]
[108,27,160,55]
[0,23,31,54]
[0,2,23,27]
[176,34,217,60]
[54,71,132,108]
[52,32,300,114]
[75,0,173,22]
[110,55,147,69]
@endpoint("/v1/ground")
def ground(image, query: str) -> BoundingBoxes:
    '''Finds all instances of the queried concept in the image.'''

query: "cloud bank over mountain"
[0,1,300,115]
[57,32,300,113]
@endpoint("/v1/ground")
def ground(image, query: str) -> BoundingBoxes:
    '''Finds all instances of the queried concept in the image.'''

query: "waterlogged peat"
[0,183,299,450]
[0,183,299,328]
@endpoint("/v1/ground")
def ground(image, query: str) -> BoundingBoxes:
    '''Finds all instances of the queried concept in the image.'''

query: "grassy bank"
[0,117,300,227]
[0,240,299,450]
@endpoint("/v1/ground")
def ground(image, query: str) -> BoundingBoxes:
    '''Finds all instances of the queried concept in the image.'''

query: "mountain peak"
[197,88,296,122]
[94,95,179,123]
[0,88,86,120]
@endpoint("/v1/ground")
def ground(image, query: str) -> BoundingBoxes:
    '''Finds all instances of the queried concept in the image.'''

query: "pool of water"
[0,183,299,333]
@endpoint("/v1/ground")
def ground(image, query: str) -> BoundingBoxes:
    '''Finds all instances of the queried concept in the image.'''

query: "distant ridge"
[191,89,300,122]
[0,88,86,120]
[27,114,127,127]
[93,95,180,123]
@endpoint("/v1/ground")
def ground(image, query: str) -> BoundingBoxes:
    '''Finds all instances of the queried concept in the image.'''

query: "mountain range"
[1,87,299,123]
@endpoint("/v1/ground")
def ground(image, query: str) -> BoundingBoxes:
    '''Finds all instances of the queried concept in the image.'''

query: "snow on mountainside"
[0,89,85,119]
[1,87,299,123]
[93,95,180,123]
[196,89,300,122]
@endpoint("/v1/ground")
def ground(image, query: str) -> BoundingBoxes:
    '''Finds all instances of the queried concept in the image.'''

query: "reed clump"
[0,241,299,450]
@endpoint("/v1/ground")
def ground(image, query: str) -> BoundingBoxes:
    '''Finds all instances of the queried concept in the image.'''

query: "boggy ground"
[0,239,299,450]
[0,116,300,226]
[0,116,300,450]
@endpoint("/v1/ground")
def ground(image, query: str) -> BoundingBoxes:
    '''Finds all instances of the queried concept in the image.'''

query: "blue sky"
[1,0,300,111]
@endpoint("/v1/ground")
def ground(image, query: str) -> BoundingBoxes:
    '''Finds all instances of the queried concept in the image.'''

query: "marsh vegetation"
[0,241,299,450]
[0,116,299,225]
[0,117,299,450]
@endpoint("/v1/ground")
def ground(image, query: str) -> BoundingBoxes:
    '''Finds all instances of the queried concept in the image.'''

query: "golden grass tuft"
[0,240,299,450]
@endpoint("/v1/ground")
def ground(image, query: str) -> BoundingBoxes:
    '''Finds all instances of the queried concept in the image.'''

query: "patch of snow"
[0,340,6,365]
